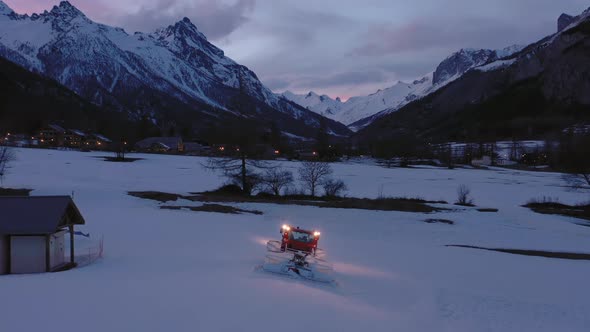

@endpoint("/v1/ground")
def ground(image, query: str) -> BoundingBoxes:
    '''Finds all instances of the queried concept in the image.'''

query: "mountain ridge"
[282,45,523,129]
[0,0,351,139]
[356,6,590,143]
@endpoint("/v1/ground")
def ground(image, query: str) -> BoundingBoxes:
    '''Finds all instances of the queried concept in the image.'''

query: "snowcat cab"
[279,224,320,255]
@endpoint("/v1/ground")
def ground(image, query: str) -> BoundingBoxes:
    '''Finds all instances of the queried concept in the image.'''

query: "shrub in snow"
[0,146,15,184]
[322,179,348,197]
[456,184,474,206]
[262,168,294,196]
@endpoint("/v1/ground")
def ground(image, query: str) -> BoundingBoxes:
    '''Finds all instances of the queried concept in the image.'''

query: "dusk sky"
[6,0,590,99]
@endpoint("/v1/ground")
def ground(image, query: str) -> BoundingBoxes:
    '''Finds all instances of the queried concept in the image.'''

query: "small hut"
[0,196,86,275]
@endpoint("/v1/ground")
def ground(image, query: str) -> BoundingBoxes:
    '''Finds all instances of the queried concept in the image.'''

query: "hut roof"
[0,196,86,235]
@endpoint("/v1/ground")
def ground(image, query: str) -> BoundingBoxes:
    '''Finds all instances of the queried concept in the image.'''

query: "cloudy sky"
[6,0,590,99]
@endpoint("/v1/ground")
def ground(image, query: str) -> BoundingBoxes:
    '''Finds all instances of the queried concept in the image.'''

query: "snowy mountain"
[357,6,590,142]
[281,91,343,117]
[433,46,524,85]
[283,46,523,130]
[282,75,436,127]
[0,1,350,138]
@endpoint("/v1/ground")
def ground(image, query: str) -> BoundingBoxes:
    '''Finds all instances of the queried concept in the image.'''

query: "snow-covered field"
[2,148,590,332]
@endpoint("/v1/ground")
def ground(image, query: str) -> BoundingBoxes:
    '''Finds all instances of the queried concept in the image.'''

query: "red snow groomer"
[263,224,333,283]
[278,224,321,255]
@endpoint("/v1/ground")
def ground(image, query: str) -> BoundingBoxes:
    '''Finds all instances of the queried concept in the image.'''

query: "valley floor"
[1,148,589,332]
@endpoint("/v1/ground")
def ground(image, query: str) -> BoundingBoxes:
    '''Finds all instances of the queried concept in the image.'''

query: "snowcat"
[262,224,334,283]
[279,224,320,255]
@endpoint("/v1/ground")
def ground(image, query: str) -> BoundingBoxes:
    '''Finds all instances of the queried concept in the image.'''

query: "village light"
[274,150,280,154]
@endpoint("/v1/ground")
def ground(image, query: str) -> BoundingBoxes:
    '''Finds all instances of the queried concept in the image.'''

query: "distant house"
[0,196,86,275]
[85,134,113,150]
[135,137,184,153]
[2,133,29,147]
[38,124,66,146]
[64,129,87,148]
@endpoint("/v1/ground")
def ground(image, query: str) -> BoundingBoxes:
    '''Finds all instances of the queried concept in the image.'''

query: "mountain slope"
[0,55,136,138]
[0,1,351,138]
[283,46,523,129]
[357,8,590,143]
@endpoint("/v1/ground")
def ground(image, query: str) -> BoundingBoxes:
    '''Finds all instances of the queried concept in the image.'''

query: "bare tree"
[204,156,267,195]
[0,146,15,184]
[263,168,294,196]
[322,179,347,197]
[456,184,474,206]
[202,118,270,195]
[114,138,127,161]
[298,161,333,197]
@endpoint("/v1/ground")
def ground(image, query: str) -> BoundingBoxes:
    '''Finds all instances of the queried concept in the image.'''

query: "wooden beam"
[69,225,75,265]
[45,235,50,272]
[7,236,11,274]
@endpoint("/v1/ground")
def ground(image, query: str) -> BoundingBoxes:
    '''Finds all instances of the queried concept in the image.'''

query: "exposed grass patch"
[454,202,476,207]
[0,187,32,196]
[128,191,182,202]
[447,245,590,261]
[193,191,447,213]
[161,204,263,215]
[130,190,447,213]
[318,197,444,213]
[101,156,144,163]
[524,197,590,221]
[424,218,454,225]
[477,208,499,213]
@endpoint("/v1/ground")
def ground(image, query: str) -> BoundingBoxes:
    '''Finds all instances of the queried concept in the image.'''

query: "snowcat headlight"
[282,224,290,231]
[314,231,320,237]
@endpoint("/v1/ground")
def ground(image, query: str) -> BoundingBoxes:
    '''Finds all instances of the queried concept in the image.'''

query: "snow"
[495,45,525,58]
[1,148,590,331]
[0,12,55,70]
[474,59,517,72]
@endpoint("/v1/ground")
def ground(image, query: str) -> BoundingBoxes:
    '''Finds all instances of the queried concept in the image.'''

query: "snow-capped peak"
[0,1,13,15]
[282,73,436,127]
[155,17,208,42]
[49,1,86,19]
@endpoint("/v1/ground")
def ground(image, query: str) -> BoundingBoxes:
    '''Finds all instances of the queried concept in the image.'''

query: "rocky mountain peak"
[558,13,575,32]
[171,17,207,40]
[433,48,496,85]
[154,16,209,48]
[50,1,85,19]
